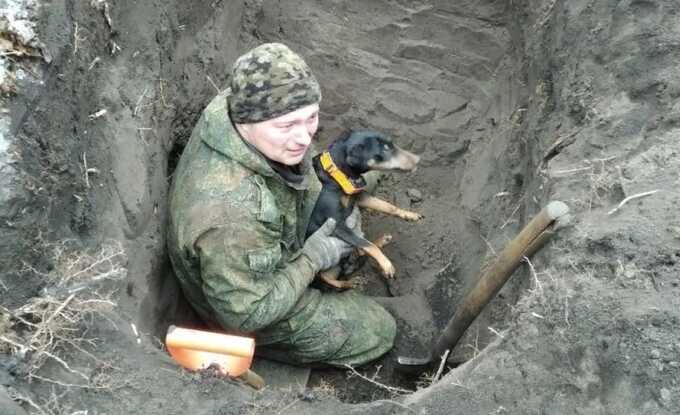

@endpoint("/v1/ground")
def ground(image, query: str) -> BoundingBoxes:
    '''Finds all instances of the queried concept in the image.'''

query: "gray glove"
[302,218,353,272]
[345,206,364,237]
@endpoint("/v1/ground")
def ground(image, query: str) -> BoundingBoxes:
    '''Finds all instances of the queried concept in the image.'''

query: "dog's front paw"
[381,260,396,279]
[401,211,424,221]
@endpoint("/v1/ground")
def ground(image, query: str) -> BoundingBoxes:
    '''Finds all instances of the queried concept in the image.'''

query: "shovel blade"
[395,354,434,375]
[397,356,432,366]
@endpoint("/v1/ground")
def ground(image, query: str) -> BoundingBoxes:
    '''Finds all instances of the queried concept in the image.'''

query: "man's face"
[237,103,320,166]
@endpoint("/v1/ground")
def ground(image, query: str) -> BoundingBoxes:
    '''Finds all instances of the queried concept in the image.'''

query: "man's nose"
[293,125,312,146]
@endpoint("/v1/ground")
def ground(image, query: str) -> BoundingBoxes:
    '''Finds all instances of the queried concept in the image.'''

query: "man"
[167,43,396,366]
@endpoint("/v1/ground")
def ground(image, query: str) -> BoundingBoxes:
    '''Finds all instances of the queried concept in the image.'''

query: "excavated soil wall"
[1,0,678,413]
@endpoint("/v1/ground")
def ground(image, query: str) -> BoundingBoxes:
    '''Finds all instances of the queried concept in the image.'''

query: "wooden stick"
[431,201,570,360]
[239,369,265,390]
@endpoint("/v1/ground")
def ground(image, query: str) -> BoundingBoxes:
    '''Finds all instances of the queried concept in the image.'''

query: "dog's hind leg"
[357,194,424,222]
[357,234,393,256]
[334,224,395,279]
[342,234,392,276]
[318,266,363,290]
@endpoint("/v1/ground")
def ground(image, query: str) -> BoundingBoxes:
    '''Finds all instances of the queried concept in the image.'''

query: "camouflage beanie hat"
[229,43,322,123]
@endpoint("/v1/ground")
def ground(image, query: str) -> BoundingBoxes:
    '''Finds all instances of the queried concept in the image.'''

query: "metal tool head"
[397,356,432,366]
[394,354,434,374]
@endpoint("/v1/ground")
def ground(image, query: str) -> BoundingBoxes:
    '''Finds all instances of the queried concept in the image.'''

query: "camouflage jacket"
[167,89,322,335]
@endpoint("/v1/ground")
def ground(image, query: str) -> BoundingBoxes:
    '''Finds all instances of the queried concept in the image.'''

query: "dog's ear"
[346,142,365,168]
[336,130,353,142]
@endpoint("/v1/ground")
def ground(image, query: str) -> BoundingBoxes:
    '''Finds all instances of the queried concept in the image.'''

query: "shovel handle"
[239,369,265,390]
[432,201,570,360]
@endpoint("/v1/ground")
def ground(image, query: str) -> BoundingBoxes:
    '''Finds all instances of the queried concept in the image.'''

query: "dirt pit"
[1,0,679,414]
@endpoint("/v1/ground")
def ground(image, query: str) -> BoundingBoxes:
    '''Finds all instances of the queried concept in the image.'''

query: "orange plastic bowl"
[165,325,254,377]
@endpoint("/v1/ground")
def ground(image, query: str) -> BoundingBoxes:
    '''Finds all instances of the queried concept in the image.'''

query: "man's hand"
[345,206,363,237]
[302,219,353,272]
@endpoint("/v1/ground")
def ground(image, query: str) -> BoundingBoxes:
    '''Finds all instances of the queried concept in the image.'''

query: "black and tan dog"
[306,130,423,289]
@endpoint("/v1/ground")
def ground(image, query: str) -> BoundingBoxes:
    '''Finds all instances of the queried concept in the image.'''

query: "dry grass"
[8,386,91,415]
[311,377,339,398]
[549,156,620,211]
[584,158,620,210]
[0,240,127,389]
[415,349,451,390]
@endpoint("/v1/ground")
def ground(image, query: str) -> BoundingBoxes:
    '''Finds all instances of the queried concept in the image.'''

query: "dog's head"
[339,130,420,174]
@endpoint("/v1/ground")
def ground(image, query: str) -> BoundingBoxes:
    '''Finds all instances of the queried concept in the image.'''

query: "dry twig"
[535,0,558,29]
[133,87,151,117]
[30,373,119,390]
[81,152,100,188]
[88,56,101,70]
[541,128,582,166]
[607,189,660,215]
[344,364,412,395]
[500,202,522,230]
[206,75,221,94]
[158,79,175,109]
[523,256,543,295]
[103,2,113,29]
[72,23,86,56]
[479,234,497,256]
[550,166,593,176]
[433,349,450,383]
[91,0,113,29]
[488,327,505,339]
[7,390,48,415]
[110,40,121,55]
[276,398,300,415]
[88,109,107,120]
[564,294,570,328]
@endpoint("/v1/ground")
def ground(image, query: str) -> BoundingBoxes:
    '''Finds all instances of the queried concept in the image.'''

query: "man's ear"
[235,123,252,141]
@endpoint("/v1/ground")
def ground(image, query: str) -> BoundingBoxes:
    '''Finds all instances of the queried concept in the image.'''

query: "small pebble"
[406,188,423,202]
[660,388,671,403]
[298,391,316,402]
[650,349,661,359]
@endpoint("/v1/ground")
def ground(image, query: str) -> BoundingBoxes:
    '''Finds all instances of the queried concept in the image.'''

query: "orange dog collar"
[320,151,365,195]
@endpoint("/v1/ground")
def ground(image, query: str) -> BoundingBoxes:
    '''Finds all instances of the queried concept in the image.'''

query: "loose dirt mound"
[1,0,678,414]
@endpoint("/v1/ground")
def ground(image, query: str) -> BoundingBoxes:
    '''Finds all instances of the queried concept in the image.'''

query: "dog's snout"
[410,152,421,169]
[394,147,420,172]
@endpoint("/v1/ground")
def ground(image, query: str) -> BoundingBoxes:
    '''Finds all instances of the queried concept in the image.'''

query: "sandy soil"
[1,0,679,414]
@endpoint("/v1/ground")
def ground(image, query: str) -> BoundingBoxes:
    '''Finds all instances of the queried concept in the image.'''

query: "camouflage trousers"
[255,289,396,367]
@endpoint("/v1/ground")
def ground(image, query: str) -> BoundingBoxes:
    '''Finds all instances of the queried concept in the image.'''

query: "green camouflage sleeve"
[193,181,317,333]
